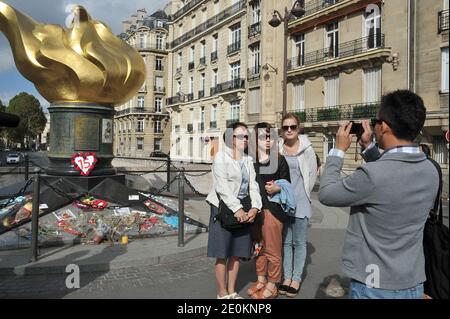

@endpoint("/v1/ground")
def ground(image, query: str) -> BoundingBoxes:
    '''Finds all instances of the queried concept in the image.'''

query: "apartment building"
[285,0,449,173]
[114,9,171,158]
[165,0,291,162]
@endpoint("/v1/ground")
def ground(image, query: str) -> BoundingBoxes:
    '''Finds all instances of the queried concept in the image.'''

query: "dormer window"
[156,20,164,28]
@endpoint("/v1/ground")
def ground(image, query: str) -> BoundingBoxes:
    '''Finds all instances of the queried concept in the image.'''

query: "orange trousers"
[253,209,283,283]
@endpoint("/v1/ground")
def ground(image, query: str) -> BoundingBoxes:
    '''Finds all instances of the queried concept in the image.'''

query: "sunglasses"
[258,134,272,140]
[233,134,249,141]
[282,125,298,131]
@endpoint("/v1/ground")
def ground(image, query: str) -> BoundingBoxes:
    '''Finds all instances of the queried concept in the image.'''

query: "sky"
[0,0,168,110]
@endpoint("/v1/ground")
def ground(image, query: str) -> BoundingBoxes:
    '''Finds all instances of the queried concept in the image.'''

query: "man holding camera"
[319,90,439,299]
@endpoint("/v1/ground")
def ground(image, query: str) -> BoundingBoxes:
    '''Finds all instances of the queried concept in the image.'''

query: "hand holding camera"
[336,120,373,153]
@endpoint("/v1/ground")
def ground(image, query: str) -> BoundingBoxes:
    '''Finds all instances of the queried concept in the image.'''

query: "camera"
[349,121,363,138]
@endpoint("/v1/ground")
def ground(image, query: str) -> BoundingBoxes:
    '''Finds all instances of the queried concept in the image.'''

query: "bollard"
[30,169,41,262]
[167,154,171,192]
[24,154,29,181]
[178,168,185,247]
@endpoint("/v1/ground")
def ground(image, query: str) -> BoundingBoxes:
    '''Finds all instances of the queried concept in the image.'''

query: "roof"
[150,10,168,19]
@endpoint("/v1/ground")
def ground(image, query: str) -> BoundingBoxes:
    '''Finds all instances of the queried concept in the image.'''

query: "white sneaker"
[217,294,230,299]
[228,292,244,299]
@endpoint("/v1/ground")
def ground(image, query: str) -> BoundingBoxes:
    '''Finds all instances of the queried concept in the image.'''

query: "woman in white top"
[206,122,262,299]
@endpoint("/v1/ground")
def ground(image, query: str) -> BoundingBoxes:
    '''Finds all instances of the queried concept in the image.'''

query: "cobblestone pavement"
[0,229,348,299]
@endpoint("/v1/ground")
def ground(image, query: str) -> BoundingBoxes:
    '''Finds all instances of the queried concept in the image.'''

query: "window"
[137,138,144,150]
[251,0,261,24]
[189,137,193,158]
[156,34,164,50]
[177,80,182,94]
[214,1,220,15]
[155,120,162,133]
[230,24,241,45]
[230,101,240,120]
[323,134,336,159]
[230,61,241,80]
[442,47,449,93]
[156,20,164,28]
[294,34,305,67]
[155,97,162,113]
[137,96,145,108]
[249,43,260,73]
[293,82,305,112]
[155,56,163,71]
[211,105,217,122]
[137,119,144,132]
[201,73,206,92]
[212,34,218,52]
[248,88,261,114]
[176,137,181,156]
[365,5,381,49]
[139,33,146,49]
[189,77,194,94]
[433,136,448,165]
[212,69,218,88]
[154,138,162,151]
[200,41,206,58]
[325,76,339,107]
[155,76,164,92]
[326,22,339,58]
[190,46,195,62]
[364,68,381,103]
[201,107,205,124]
[177,52,183,69]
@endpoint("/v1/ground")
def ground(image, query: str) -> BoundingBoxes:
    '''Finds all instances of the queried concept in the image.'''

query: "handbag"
[214,195,252,230]
[423,159,449,299]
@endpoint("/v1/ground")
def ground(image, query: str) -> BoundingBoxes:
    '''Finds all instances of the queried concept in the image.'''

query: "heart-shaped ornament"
[71,152,97,176]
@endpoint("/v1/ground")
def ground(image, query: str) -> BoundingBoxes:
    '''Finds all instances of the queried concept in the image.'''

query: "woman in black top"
[247,122,291,299]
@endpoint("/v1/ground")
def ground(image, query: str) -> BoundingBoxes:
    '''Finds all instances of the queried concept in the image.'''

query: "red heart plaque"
[71,152,97,176]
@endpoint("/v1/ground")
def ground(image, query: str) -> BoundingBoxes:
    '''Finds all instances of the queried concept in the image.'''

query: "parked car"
[150,151,168,158]
[6,153,21,164]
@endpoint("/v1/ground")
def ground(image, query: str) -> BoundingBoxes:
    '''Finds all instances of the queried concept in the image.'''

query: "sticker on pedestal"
[71,152,97,176]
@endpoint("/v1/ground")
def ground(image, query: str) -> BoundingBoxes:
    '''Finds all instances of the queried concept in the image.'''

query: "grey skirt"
[207,204,252,259]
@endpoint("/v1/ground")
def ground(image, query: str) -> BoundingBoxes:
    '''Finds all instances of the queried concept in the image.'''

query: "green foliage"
[317,108,341,121]
[5,92,47,144]
[352,104,379,119]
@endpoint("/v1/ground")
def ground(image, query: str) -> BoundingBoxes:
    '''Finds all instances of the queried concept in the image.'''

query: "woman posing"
[206,122,262,299]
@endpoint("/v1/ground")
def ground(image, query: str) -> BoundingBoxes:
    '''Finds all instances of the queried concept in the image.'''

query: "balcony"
[133,44,167,52]
[188,61,195,70]
[211,51,218,62]
[303,0,341,17]
[248,22,261,37]
[135,128,145,133]
[187,124,194,133]
[199,56,206,65]
[198,90,205,99]
[210,121,217,129]
[167,95,185,105]
[154,128,163,134]
[155,66,164,72]
[227,41,241,55]
[439,10,449,34]
[211,79,245,95]
[154,86,165,94]
[115,108,155,117]
[187,93,194,101]
[169,0,246,49]
[198,123,205,132]
[226,119,240,127]
[293,102,380,123]
[247,66,261,80]
[170,0,205,21]
[287,34,390,79]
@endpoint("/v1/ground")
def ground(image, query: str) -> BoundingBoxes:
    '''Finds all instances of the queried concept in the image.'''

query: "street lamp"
[268,0,305,116]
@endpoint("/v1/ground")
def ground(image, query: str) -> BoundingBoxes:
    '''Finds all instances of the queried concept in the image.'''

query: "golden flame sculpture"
[0,2,145,105]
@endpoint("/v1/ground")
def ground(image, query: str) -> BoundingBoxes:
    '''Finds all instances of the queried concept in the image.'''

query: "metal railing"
[288,34,385,70]
[439,9,449,33]
[188,61,195,70]
[187,93,194,101]
[169,0,246,49]
[211,79,245,95]
[247,66,261,80]
[210,121,217,129]
[170,0,205,21]
[155,65,164,72]
[211,51,218,61]
[248,21,261,37]
[227,41,241,55]
[115,108,169,116]
[135,128,145,133]
[199,56,206,65]
[167,95,185,105]
[198,90,205,99]
[302,0,342,17]
[133,44,167,51]
[293,102,380,123]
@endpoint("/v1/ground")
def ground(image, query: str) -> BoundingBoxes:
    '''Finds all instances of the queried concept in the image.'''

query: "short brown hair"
[281,113,301,126]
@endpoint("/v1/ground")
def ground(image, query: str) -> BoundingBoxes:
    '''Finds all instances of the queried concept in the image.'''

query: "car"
[150,151,168,158]
[6,153,21,164]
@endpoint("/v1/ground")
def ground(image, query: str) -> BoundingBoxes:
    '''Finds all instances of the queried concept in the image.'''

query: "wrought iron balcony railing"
[115,108,155,116]
[198,90,205,99]
[247,66,261,80]
[188,61,195,70]
[187,93,194,101]
[302,0,342,18]
[211,51,218,61]
[248,22,261,37]
[167,94,185,105]
[169,0,246,49]
[210,121,217,129]
[288,34,385,71]
[155,65,164,72]
[133,44,168,51]
[199,56,206,65]
[170,0,204,21]
[135,128,144,133]
[439,9,449,33]
[210,79,245,95]
[293,102,380,123]
[227,41,241,55]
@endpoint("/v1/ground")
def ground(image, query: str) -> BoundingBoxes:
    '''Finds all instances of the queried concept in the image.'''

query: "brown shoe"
[251,285,278,299]
[247,281,266,296]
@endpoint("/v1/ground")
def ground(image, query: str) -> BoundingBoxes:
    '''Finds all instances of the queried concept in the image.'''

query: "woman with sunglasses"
[206,122,262,299]
[246,122,291,299]
[278,113,318,297]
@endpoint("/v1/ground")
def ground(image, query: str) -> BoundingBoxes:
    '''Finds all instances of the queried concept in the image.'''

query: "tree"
[6,92,47,147]
[0,100,5,112]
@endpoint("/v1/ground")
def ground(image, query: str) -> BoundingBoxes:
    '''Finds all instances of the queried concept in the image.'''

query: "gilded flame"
[0,2,146,105]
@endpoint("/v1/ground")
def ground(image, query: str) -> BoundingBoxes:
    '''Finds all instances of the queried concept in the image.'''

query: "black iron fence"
[198,90,205,99]
[303,0,342,17]
[115,108,169,117]
[211,79,245,95]
[167,95,184,105]
[188,61,195,70]
[439,9,449,33]
[227,41,241,55]
[210,121,217,129]
[248,22,261,37]
[293,102,380,123]
[170,0,205,21]
[288,34,385,70]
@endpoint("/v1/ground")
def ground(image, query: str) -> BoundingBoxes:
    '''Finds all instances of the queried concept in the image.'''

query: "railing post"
[178,168,185,247]
[30,169,41,262]
[24,154,29,181]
